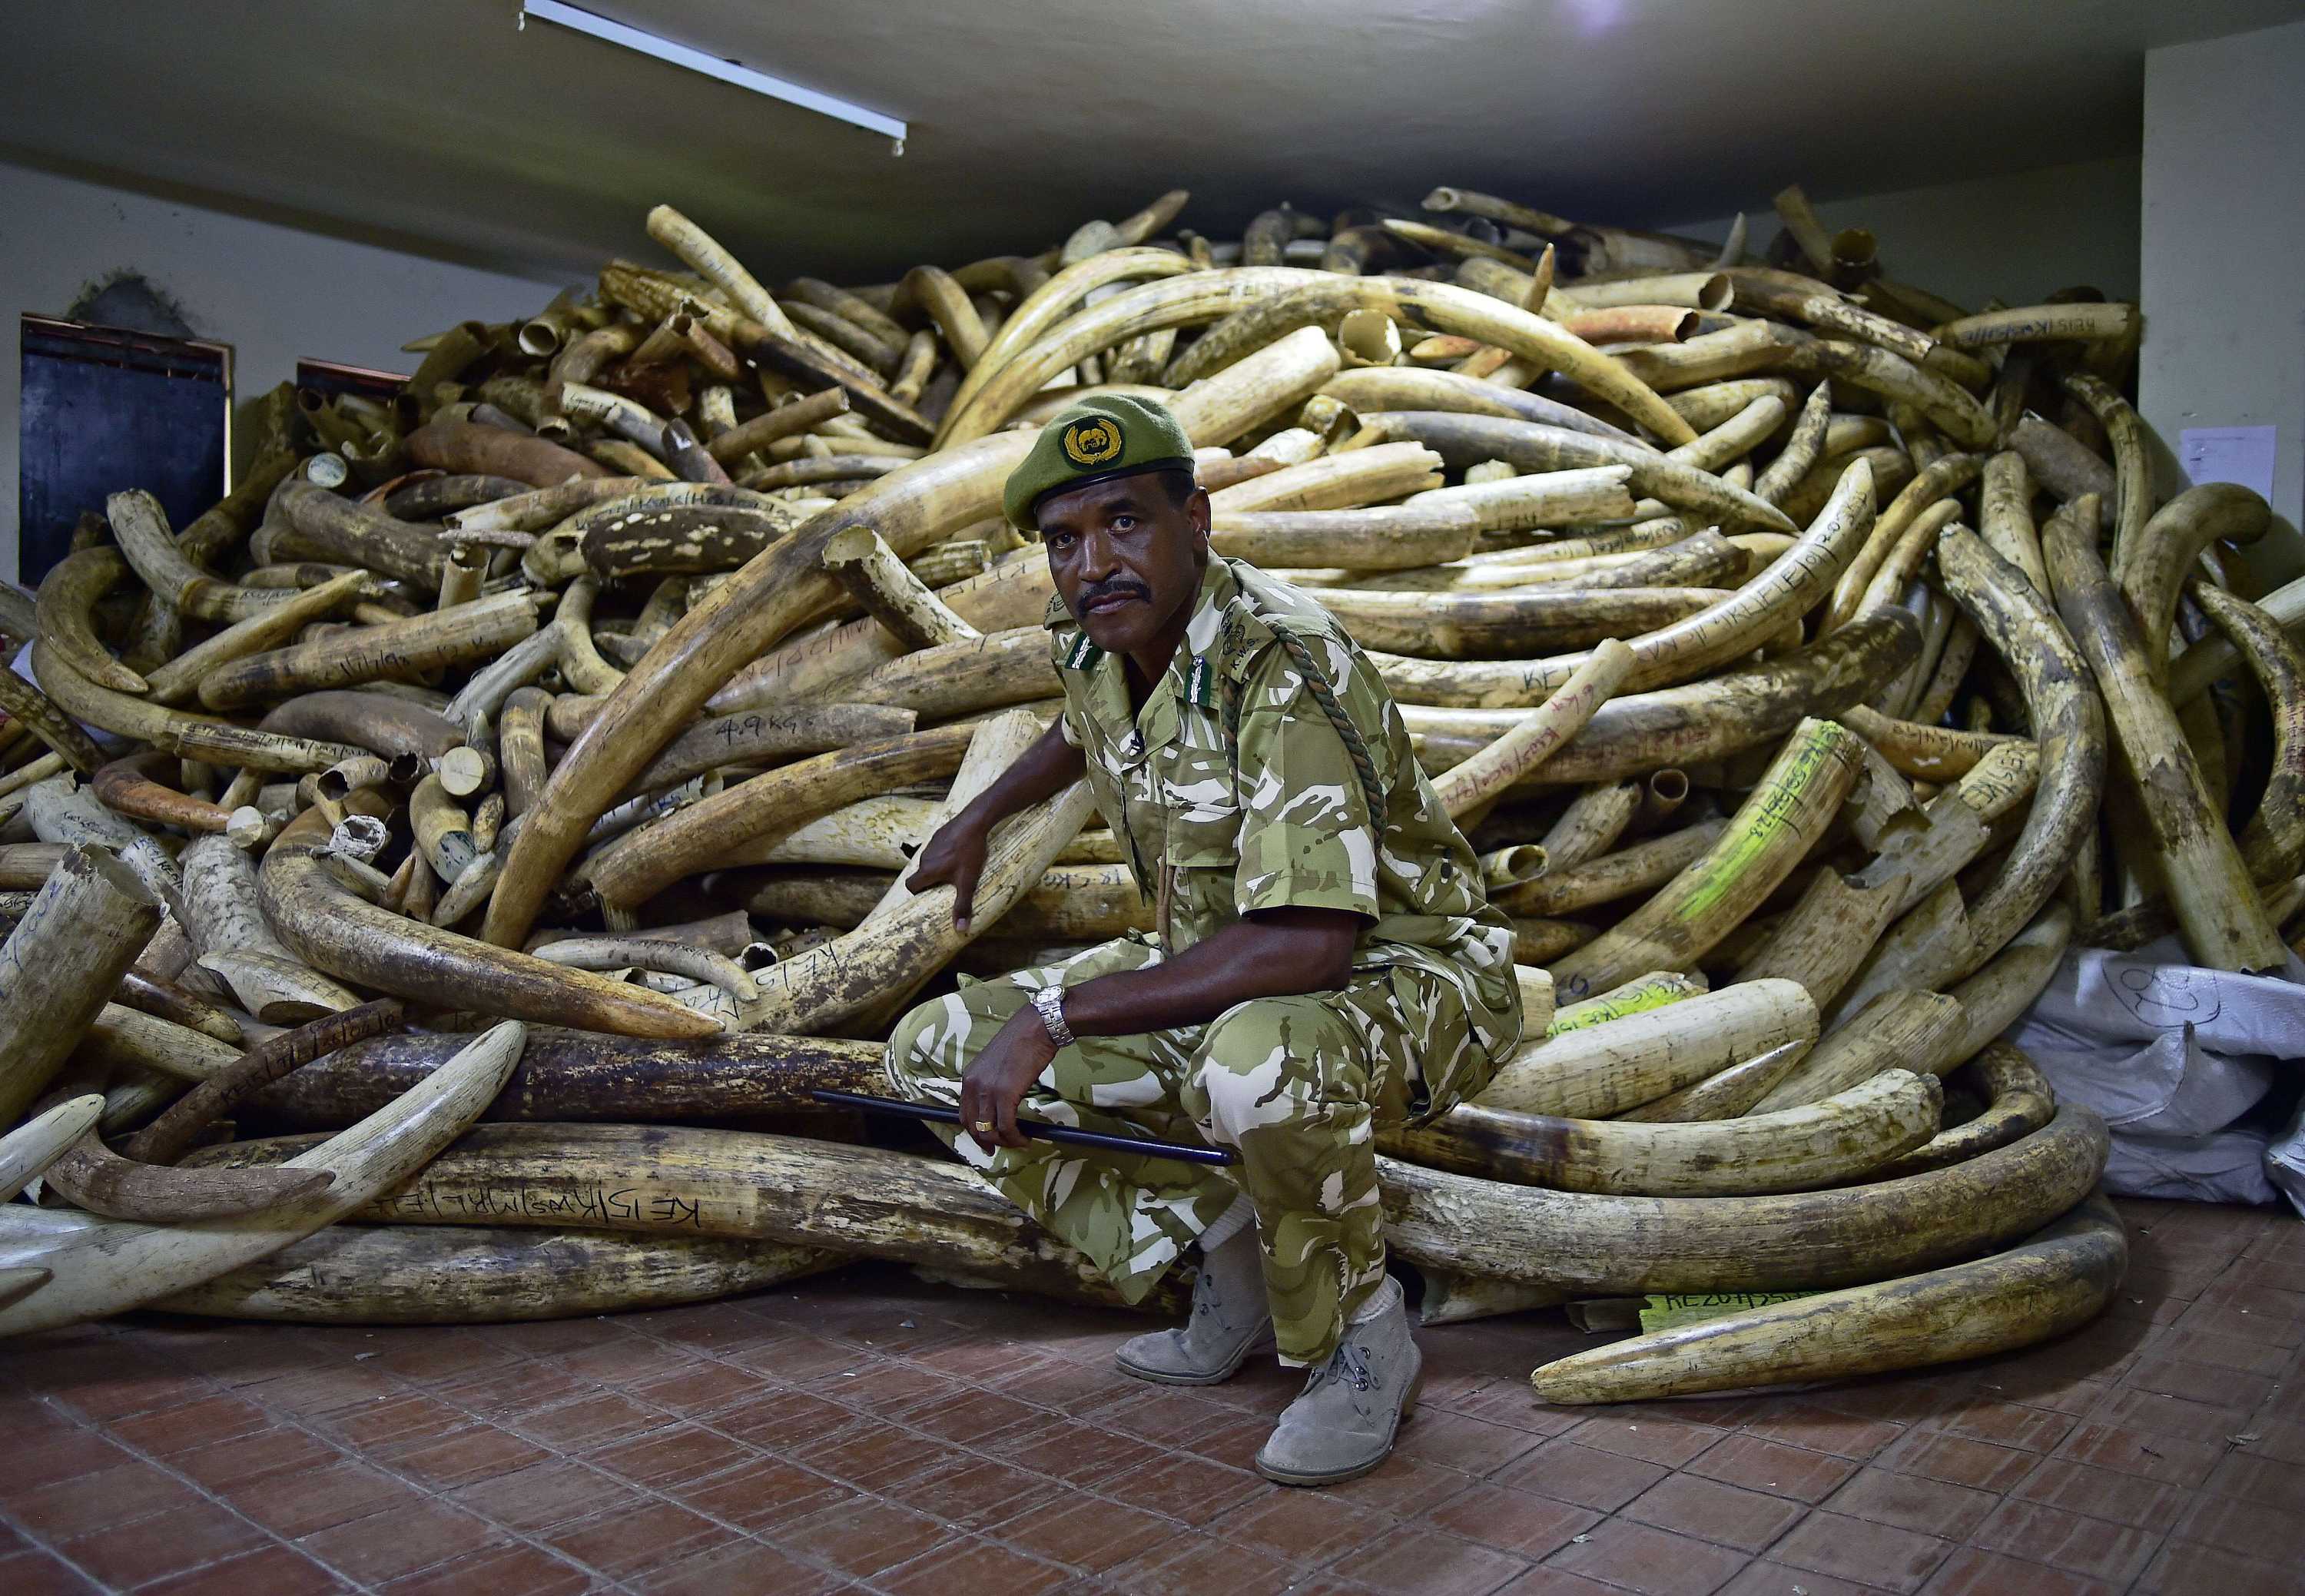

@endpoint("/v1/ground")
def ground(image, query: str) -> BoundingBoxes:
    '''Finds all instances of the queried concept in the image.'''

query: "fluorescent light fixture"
[520,0,907,151]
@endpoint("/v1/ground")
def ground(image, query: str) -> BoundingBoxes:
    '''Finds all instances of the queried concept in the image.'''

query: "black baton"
[811,1089,1239,1166]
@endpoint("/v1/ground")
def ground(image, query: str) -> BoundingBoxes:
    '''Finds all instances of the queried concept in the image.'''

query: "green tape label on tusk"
[1675,725,1852,923]
[1544,982,1692,1037]
[1640,1290,1819,1333]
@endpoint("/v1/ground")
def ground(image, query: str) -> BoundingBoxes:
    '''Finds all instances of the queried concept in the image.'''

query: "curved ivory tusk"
[1544,971,1706,1037]
[41,1125,335,1223]
[243,1026,883,1129]
[1872,1042,2057,1180]
[1549,720,1863,1000]
[1392,1069,1940,1197]
[0,1021,526,1338]
[580,725,974,914]
[711,548,1056,713]
[1940,903,2074,1069]
[1378,1103,2109,1296]
[1321,365,1649,447]
[1935,303,2138,347]
[2007,413,2114,518]
[1612,1039,1814,1123]
[1932,526,2107,982]
[195,1123,1162,1310]
[1527,1194,2124,1403]
[106,491,297,622]
[2169,572,2305,708]
[1752,380,1834,507]
[573,494,801,582]
[486,430,1038,949]
[264,480,449,588]
[605,702,919,797]
[1537,781,1640,871]
[2188,582,2305,883]
[1313,586,1726,660]
[1474,980,1818,1118]
[1722,270,1935,362]
[1977,450,2050,596]
[940,269,1699,449]
[943,250,1195,432]
[2044,503,2283,971]
[2114,483,2273,676]
[35,546,150,694]
[1499,818,1726,918]
[260,843,718,1038]
[743,795,942,871]
[532,937,758,1004]
[0,652,109,775]
[126,1000,406,1167]
[142,570,373,706]
[2061,373,2151,566]
[92,752,238,835]
[180,835,361,1024]
[152,1223,844,1325]
[822,527,980,652]
[0,844,161,1126]
[1611,320,1995,447]
[200,591,542,710]
[1409,1267,1568,1327]
[0,1095,106,1202]
[1751,989,1966,1113]
[1825,453,1980,630]
[730,780,1098,1036]
[1371,458,1877,706]
[1431,640,1634,818]
[818,628,1060,722]
[79,1004,238,1084]
[405,418,609,489]
[1414,617,1915,793]
[1371,411,1792,533]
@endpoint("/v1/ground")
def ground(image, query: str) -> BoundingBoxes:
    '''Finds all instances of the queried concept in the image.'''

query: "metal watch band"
[1031,984,1076,1050]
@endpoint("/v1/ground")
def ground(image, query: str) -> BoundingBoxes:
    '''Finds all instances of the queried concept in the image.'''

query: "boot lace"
[1308,1342,1375,1395]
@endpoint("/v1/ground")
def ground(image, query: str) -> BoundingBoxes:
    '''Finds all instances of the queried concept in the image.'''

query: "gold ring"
[973,1120,994,1136]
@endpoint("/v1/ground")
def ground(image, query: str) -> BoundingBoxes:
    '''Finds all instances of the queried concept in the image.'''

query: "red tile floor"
[2,1198,2300,1594]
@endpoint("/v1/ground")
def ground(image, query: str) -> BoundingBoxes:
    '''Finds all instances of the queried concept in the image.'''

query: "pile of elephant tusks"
[0,179,2293,1405]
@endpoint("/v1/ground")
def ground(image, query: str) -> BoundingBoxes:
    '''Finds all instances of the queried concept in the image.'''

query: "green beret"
[1002,393,1196,531]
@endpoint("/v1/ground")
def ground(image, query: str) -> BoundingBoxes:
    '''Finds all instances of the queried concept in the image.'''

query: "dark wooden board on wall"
[18,315,230,586]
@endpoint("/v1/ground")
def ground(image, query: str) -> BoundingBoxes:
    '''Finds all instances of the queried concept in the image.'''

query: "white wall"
[1664,155,2141,315]
[2,161,570,581]
[2140,20,2305,583]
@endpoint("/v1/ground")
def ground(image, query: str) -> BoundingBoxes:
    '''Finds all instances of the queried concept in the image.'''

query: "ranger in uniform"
[887,395,1520,1485]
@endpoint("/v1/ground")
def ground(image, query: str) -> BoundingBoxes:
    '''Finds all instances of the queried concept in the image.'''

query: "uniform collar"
[1051,560,1235,685]
[1057,559,1236,758]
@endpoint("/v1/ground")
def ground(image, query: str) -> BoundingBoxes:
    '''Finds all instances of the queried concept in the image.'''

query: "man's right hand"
[907,815,990,931]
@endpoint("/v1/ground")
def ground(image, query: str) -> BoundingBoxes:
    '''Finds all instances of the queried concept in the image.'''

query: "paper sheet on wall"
[2178,425,2277,502]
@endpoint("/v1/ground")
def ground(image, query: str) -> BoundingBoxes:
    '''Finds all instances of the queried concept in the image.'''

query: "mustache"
[1078,577,1152,609]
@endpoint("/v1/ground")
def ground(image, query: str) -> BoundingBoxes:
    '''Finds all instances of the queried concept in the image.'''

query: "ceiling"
[3,1,2300,288]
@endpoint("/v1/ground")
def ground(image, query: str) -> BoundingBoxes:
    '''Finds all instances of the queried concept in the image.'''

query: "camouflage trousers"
[887,934,1459,1365]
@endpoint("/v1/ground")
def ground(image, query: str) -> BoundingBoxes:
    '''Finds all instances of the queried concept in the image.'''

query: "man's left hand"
[957,1007,1060,1151]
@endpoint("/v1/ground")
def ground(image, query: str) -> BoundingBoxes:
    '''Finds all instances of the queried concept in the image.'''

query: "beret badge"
[1062,417,1124,466]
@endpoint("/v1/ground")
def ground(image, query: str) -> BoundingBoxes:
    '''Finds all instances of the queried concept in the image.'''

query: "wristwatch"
[1030,984,1076,1051]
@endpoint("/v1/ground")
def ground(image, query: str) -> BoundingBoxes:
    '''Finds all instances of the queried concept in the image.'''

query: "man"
[887,394,1520,1485]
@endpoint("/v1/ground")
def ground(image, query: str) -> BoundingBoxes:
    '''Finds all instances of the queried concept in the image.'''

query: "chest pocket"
[1158,732,1241,868]
[1164,798,1241,871]
[1156,736,1240,950]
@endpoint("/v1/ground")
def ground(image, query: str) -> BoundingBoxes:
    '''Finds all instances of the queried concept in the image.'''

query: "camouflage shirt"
[1045,556,1522,1103]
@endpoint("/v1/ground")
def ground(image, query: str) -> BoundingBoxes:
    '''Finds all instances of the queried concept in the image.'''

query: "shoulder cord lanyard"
[1216,616,1391,827]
